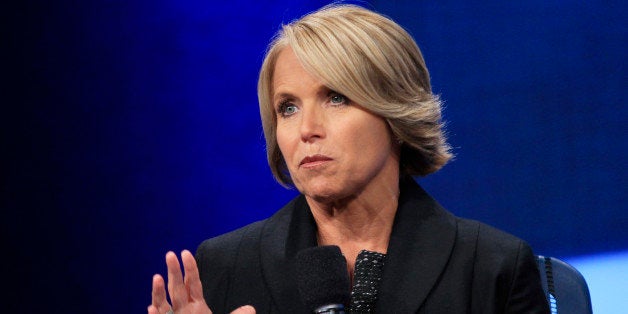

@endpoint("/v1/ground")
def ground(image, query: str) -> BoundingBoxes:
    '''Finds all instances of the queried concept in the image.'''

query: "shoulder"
[453,218,548,312]
[195,195,303,273]
[193,220,268,312]
[456,218,528,249]
[455,217,534,264]
[195,219,267,290]
[193,197,303,312]
[196,220,266,260]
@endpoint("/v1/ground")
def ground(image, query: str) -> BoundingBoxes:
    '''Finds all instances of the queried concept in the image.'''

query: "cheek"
[365,136,391,158]
[275,128,293,162]
[352,121,393,160]
[353,119,391,147]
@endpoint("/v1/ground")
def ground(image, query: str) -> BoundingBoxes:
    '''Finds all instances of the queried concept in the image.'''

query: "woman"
[149,4,549,314]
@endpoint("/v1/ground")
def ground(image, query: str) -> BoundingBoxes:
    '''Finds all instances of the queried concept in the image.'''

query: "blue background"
[4,0,626,313]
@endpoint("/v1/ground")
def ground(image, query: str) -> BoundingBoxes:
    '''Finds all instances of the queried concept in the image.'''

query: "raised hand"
[148,250,255,314]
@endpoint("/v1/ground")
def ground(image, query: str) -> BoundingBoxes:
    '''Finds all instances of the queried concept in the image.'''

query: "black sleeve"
[504,241,550,314]
[470,220,551,314]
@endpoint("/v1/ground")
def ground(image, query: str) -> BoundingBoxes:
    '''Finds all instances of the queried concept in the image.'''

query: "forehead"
[272,48,323,99]
[274,47,301,73]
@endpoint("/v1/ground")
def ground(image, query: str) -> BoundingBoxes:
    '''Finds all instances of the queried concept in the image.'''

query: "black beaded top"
[348,250,387,313]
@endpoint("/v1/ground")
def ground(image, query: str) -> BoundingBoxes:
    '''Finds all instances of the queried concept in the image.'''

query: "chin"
[299,181,353,204]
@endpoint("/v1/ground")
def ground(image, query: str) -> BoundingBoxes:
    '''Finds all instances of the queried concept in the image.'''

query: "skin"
[149,47,401,313]
[273,48,400,275]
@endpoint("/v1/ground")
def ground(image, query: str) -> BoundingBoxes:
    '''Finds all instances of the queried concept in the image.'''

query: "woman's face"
[273,48,399,203]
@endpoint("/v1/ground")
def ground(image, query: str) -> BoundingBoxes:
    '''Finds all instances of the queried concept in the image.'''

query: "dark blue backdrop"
[4,0,626,313]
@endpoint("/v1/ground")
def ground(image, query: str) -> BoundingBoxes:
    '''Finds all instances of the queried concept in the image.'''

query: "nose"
[299,103,325,143]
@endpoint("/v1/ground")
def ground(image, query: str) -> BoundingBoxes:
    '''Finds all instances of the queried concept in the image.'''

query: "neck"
[306,177,399,277]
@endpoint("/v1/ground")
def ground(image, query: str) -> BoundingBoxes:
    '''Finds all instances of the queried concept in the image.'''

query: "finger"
[147,304,159,314]
[232,305,256,314]
[166,251,187,309]
[150,274,172,313]
[181,249,204,301]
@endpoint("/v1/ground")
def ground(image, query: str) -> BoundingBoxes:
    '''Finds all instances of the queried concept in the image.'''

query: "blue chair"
[536,255,593,314]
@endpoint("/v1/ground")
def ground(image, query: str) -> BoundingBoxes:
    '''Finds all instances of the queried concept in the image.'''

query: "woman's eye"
[278,103,298,117]
[329,93,348,105]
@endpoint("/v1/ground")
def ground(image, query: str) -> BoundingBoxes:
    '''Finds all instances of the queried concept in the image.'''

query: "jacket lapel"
[259,195,317,313]
[376,177,457,312]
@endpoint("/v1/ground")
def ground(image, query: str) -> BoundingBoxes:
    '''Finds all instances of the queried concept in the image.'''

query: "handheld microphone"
[294,245,351,314]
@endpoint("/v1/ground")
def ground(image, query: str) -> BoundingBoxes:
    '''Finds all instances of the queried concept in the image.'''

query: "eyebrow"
[272,92,294,104]
[272,86,333,105]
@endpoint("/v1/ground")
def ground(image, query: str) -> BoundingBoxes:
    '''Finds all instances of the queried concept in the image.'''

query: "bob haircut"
[258,4,453,186]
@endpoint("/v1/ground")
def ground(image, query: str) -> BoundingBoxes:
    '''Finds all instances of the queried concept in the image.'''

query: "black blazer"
[196,178,550,313]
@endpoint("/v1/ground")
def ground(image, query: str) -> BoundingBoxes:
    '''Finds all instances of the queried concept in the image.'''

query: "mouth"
[299,154,333,168]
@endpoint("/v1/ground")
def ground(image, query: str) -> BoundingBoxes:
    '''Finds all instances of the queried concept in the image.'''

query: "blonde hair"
[258,4,453,186]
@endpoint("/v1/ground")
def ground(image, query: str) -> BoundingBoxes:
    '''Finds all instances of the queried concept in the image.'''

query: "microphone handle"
[314,304,345,314]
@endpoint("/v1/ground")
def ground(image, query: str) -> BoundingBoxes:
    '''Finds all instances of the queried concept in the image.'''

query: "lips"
[299,154,333,167]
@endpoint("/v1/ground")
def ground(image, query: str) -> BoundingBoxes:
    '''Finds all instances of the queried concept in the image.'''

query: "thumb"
[231,305,256,314]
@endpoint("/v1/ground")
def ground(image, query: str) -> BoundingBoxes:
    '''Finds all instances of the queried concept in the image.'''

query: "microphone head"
[294,245,351,312]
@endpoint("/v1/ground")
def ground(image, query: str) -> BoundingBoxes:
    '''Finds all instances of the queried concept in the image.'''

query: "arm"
[504,242,550,314]
[148,250,256,314]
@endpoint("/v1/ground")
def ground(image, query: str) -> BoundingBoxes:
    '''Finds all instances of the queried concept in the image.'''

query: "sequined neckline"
[348,250,387,313]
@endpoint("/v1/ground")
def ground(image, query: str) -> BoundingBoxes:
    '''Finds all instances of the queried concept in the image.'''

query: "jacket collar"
[376,176,457,312]
[259,177,457,313]
[260,195,316,313]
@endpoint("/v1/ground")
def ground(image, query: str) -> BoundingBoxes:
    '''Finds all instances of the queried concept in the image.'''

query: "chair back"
[536,255,593,314]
